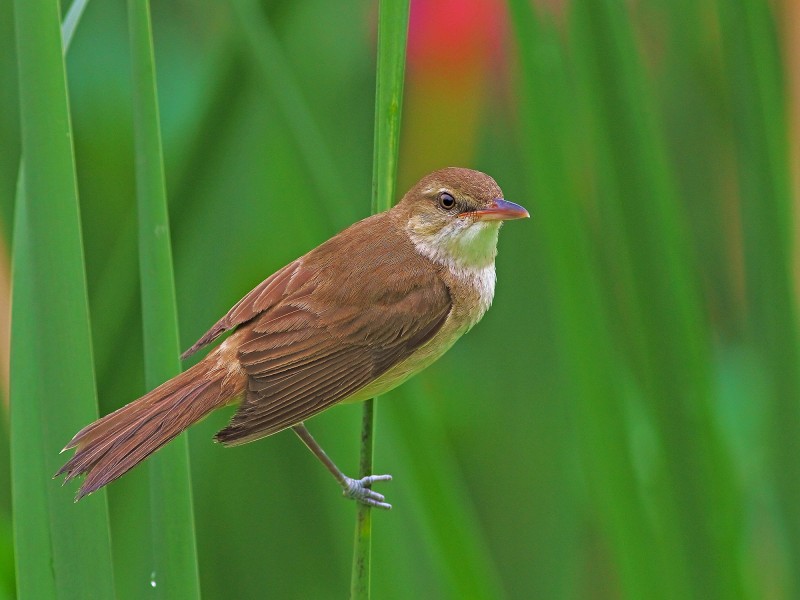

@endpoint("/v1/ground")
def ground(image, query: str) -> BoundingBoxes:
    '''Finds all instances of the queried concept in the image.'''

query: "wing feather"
[216,350,376,444]
[216,295,450,445]
[181,261,308,360]
[180,214,453,446]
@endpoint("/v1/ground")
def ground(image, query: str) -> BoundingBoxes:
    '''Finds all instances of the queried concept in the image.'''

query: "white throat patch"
[406,217,499,319]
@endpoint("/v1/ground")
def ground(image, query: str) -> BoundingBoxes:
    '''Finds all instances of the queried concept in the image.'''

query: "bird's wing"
[181,261,309,360]
[181,213,383,360]
[214,259,451,446]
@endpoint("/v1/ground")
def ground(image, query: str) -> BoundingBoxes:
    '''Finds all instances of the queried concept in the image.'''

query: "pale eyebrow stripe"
[422,187,449,195]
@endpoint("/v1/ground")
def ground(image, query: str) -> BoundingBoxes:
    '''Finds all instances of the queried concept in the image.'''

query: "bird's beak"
[464,199,530,222]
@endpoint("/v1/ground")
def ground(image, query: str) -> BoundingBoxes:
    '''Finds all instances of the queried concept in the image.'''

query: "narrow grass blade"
[0,512,11,600]
[569,0,745,596]
[11,0,93,207]
[381,383,507,598]
[127,0,201,596]
[62,0,90,52]
[9,0,94,345]
[352,1,410,598]
[370,0,410,215]
[0,411,10,599]
[506,4,670,596]
[10,0,115,595]
[230,0,347,222]
[351,398,376,600]
[716,0,800,594]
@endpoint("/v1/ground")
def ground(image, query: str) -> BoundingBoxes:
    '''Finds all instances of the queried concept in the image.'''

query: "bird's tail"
[56,352,243,500]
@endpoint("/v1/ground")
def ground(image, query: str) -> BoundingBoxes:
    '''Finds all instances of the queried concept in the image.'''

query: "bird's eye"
[438,192,456,210]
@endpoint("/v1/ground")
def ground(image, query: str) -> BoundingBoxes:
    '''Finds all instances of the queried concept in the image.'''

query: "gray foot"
[342,474,393,510]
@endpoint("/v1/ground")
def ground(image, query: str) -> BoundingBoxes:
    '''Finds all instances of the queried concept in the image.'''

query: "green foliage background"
[2,0,799,598]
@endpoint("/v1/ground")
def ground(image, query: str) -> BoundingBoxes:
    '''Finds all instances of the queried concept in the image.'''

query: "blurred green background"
[3,0,800,598]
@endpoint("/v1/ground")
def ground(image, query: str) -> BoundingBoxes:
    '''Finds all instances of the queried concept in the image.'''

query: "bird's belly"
[343,335,458,403]
[343,309,480,404]
[342,262,494,404]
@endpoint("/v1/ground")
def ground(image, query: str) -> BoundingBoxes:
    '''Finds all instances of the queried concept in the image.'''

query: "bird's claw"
[342,474,393,510]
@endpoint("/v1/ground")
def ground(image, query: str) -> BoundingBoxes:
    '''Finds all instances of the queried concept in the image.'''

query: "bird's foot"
[342,474,392,510]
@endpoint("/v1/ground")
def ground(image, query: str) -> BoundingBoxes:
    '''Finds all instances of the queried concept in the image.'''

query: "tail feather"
[57,356,243,500]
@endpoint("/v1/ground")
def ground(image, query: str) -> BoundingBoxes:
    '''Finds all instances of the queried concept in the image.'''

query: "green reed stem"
[11,0,115,596]
[127,0,201,596]
[351,1,410,598]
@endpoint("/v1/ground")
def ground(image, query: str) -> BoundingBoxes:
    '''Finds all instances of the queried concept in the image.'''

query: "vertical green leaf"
[61,0,91,52]
[716,0,800,594]
[380,383,507,598]
[230,0,348,218]
[10,0,115,596]
[352,1,410,598]
[127,0,201,597]
[370,0,410,216]
[570,0,745,597]
[506,4,668,597]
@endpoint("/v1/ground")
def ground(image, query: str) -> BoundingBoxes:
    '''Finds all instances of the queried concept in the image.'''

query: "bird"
[56,167,528,509]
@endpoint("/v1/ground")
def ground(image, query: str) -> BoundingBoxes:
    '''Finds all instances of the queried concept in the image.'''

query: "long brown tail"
[57,352,243,500]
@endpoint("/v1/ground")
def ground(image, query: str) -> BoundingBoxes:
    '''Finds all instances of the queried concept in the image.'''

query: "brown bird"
[57,167,528,508]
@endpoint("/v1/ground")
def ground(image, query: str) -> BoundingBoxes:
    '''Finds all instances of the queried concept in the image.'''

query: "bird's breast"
[344,261,496,403]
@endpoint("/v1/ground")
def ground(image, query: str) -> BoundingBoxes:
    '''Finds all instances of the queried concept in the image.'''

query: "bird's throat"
[405,217,498,326]
[406,218,500,273]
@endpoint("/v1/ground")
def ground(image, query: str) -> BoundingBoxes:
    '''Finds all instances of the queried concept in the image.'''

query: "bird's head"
[396,167,529,270]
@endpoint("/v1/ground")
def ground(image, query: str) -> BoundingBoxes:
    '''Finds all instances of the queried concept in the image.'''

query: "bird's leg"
[291,423,392,510]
